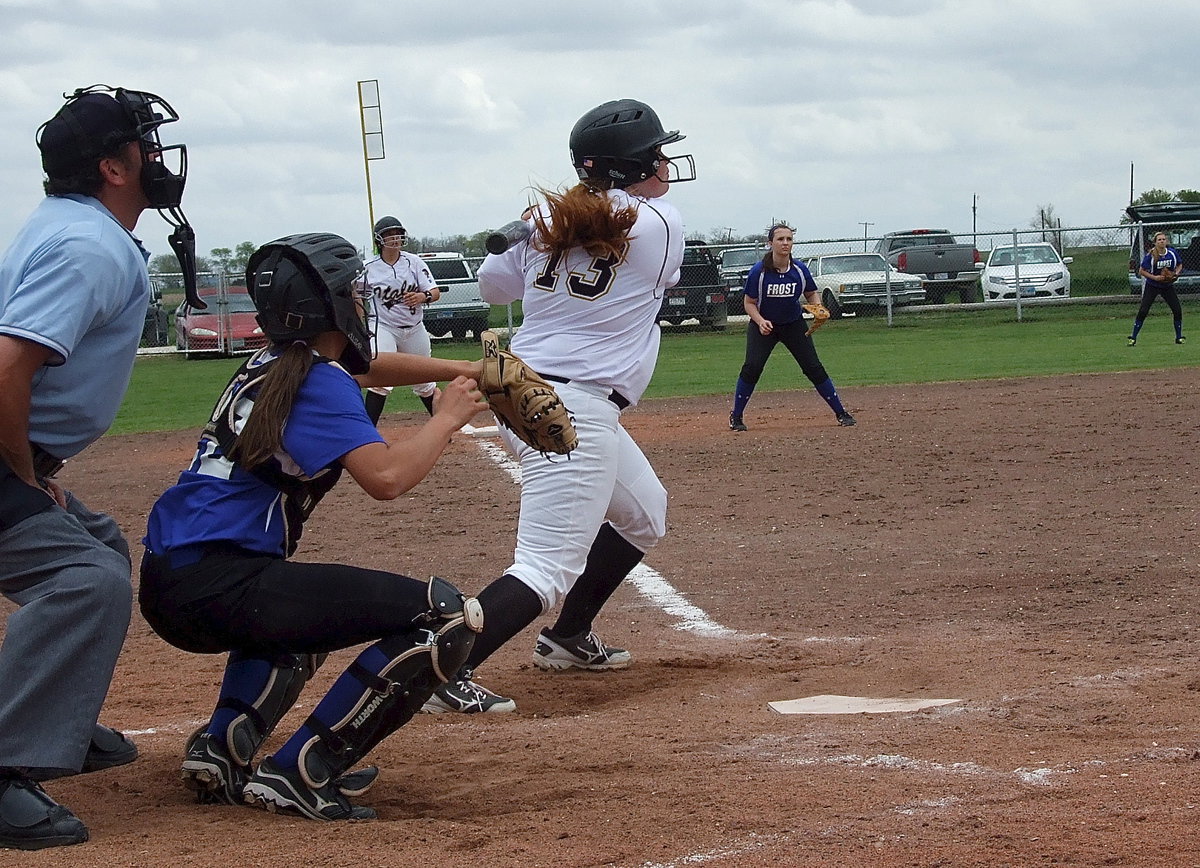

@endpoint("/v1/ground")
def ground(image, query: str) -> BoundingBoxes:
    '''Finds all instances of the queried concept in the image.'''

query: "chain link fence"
[141,216,1200,352]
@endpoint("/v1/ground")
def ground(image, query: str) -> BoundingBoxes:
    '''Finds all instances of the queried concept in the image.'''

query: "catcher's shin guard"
[296,577,482,789]
[225,652,327,766]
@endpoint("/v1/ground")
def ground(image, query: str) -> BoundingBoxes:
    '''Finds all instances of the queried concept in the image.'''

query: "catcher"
[728,223,855,431]
[139,233,494,821]
[1128,231,1185,346]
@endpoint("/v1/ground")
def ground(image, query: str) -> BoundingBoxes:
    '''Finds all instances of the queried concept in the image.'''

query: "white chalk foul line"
[472,438,734,637]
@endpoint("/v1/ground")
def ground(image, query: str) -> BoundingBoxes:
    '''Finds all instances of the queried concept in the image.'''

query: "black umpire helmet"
[37,84,187,209]
[372,215,406,253]
[569,99,695,189]
[246,233,373,375]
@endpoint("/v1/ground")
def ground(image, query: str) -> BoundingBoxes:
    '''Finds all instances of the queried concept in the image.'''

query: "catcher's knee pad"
[224,652,326,767]
[296,577,482,789]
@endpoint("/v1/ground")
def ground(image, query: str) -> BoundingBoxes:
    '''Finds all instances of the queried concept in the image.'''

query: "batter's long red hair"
[531,183,638,260]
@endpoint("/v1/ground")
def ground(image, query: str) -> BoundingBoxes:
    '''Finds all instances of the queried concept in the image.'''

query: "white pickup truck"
[873,229,981,304]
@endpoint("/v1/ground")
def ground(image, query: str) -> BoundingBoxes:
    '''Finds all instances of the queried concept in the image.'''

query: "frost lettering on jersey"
[532,243,629,300]
[766,282,797,297]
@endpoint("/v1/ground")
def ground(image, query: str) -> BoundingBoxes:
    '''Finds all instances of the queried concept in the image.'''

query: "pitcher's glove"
[1160,267,1179,284]
[803,302,831,336]
[479,330,577,455]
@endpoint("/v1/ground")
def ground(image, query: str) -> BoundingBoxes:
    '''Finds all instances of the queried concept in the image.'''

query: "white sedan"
[806,253,925,318]
[977,243,1072,302]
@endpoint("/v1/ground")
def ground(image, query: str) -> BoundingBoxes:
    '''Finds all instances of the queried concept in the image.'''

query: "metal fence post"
[1012,228,1022,322]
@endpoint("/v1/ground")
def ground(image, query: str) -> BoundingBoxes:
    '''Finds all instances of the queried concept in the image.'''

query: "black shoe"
[80,724,137,774]
[181,730,248,806]
[1176,336,1186,345]
[0,774,88,850]
[244,758,377,822]
[729,413,747,432]
[837,412,857,427]
[1127,335,1137,346]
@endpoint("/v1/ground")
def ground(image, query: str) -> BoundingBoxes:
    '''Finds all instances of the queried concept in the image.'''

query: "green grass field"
[113,299,1198,436]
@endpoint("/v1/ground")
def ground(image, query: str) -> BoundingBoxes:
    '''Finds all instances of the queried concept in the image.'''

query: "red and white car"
[174,287,267,357]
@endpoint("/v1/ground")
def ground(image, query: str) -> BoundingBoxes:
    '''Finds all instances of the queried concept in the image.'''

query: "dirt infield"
[7,369,1200,867]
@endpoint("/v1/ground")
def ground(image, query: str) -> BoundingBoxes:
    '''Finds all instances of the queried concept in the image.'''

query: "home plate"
[768,695,962,715]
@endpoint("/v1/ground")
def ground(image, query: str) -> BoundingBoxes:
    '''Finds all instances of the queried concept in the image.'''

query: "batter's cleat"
[1176,336,1186,344]
[420,671,516,714]
[729,413,747,432]
[1127,336,1137,346]
[181,730,248,806]
[836,412,857,427]
[243,758,376,822]
[533,627,632,671]
[0,774,88,850]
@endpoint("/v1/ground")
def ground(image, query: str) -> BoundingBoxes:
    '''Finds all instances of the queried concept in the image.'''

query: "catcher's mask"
[569,98,695,189]
[372,215,406,253]
[246,233,374,375]
[37,84,201,308]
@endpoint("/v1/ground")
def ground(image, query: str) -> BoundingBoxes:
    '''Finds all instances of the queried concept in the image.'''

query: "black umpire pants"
[738,317,829,388]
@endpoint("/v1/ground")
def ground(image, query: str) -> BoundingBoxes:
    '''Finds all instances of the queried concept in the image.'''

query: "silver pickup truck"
[873,229,981,303]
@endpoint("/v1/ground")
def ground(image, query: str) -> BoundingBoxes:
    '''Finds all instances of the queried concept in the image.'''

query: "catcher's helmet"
[246,233,373,374]
[569,99,695,189]
[37,84,187,209]
[372,215,406,252]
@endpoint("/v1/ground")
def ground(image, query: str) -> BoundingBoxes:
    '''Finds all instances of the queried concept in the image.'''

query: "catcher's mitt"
[803,302,831,336]
[1160,267,1179,284]
[479,330,577,455]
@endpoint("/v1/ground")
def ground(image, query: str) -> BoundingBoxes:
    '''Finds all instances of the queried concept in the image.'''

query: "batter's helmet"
[569,99,695,189]
[372,215,406,253]
[246,233,373,374]
[37,84,187,209]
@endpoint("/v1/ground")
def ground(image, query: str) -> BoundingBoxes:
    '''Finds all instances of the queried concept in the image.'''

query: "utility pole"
[859,221,874,252]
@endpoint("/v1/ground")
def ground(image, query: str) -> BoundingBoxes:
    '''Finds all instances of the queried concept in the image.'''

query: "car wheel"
[821,289,844,320]
[959,281,981,304]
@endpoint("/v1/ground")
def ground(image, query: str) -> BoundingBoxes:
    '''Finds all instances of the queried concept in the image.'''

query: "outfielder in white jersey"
[362,216,441,422]
[420,98,696,715]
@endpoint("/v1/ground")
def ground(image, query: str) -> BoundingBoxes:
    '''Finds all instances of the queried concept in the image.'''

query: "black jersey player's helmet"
[569,99,696,189]
[372,215,406,253]
[246,233,373,374]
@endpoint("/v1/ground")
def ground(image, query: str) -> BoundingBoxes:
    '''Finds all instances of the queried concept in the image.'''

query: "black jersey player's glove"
[479,330,578,455]
[803,302,831,336]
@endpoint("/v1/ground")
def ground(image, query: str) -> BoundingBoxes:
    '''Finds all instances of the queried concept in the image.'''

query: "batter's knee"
[613,480,667,552]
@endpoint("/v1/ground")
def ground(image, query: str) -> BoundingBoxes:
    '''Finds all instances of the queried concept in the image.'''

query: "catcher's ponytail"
[228,342,316,469]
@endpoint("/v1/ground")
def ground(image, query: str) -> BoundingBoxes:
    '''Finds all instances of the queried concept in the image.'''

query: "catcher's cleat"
[1176,336,1186,345]
[533,627,631,671]
[79,724,138,775]
[244,758,376,822]
[837,412,857,427]
[729,413,747,432]
[421,671,516,714]
[0,775,88,850]
[1127,336,1137,346]
[182,730,249,806]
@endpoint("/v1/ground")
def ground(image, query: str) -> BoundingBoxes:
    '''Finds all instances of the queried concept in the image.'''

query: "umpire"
[0,85,192,849]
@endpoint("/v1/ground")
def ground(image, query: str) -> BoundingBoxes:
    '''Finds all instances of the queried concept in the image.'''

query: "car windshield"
[683,246,713,265]
[722,249,760,267]
[422,258,474,282]
[890,233,952,248]
[191,293,257,314]
[990,246,1059,267]
[820,255,886,275]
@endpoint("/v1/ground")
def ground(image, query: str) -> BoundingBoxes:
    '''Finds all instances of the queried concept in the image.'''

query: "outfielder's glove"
[803,302,832,336]
[479,330,577,455]
[1160,267,1179,284]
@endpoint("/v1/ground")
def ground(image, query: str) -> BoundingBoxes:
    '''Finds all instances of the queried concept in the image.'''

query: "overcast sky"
[1,0,1195,263]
